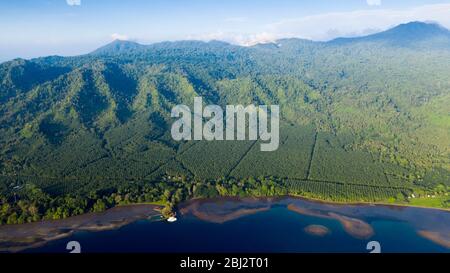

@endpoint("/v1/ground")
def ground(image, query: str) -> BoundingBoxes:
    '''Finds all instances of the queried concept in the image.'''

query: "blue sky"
[1,0,450,61]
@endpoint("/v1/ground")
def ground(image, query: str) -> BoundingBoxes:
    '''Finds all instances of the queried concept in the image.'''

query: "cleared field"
[309,132,389,186]
[0,122,420,205]
[230,124,316,179]
[285,179,411,202]
[69,141,175,179]
[144,159,190,181]
[177,140,255,180]
[15,130,109,177]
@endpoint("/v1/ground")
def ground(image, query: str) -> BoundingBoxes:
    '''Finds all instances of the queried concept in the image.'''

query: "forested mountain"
[0,21,449,224]
[330,21,450,47]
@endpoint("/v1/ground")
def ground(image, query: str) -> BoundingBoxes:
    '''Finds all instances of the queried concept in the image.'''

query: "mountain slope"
[329,21,450,48]
[91,40,147,55]
[0,22,449,221]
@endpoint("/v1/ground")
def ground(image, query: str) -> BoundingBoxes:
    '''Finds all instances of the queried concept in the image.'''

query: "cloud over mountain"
[66,0,81,6]
[111,33,129,41]
[184,4,450,45]
[264,3,450,41]
[366,0,381,6]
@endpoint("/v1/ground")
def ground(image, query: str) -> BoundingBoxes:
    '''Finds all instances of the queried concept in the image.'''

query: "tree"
[92,199,107,213]
[161,203,174,218]
[6,212,18,225]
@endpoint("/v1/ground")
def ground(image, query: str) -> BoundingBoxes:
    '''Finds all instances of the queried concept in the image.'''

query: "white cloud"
[183,4,450,45]
[264,3,450,41]
[239,32,277,46]
[111,33,129,41]
[186,31,277,46]
[66,0,81,6]
[224,17,248,23]
[367,0,381,6]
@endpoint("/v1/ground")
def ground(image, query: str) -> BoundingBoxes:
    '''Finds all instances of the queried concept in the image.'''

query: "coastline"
[0,204,161,253]
[178,194,450,213]
[0,195,449,252]
[284,194,450,212]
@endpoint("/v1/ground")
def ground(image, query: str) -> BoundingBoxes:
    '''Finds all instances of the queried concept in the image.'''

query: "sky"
[1,0,450,61]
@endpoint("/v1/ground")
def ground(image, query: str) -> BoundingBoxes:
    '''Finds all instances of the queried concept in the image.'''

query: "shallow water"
[24,197,450,253]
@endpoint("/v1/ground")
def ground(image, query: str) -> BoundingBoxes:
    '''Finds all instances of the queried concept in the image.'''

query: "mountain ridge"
[0,19,449,222]
[90,21,450,56]
[329,21,450,47]
[1,21,449,64]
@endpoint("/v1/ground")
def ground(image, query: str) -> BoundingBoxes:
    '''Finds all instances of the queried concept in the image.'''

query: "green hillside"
[0,22,449,224]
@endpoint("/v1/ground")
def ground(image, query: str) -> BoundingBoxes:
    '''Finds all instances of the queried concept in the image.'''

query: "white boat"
[167,216,177,222]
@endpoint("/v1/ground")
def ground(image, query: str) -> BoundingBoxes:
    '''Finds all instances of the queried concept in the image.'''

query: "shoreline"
[0,204,161,253]
[284,194,450,212]
[178,194,450,213]
[1,194,448,231]
[0,195,449,252]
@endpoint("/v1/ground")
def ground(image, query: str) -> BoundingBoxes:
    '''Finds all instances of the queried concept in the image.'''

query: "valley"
[0,21,449,225]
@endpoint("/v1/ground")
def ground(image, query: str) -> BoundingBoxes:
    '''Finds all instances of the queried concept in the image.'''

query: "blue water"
[26,199,450,253]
